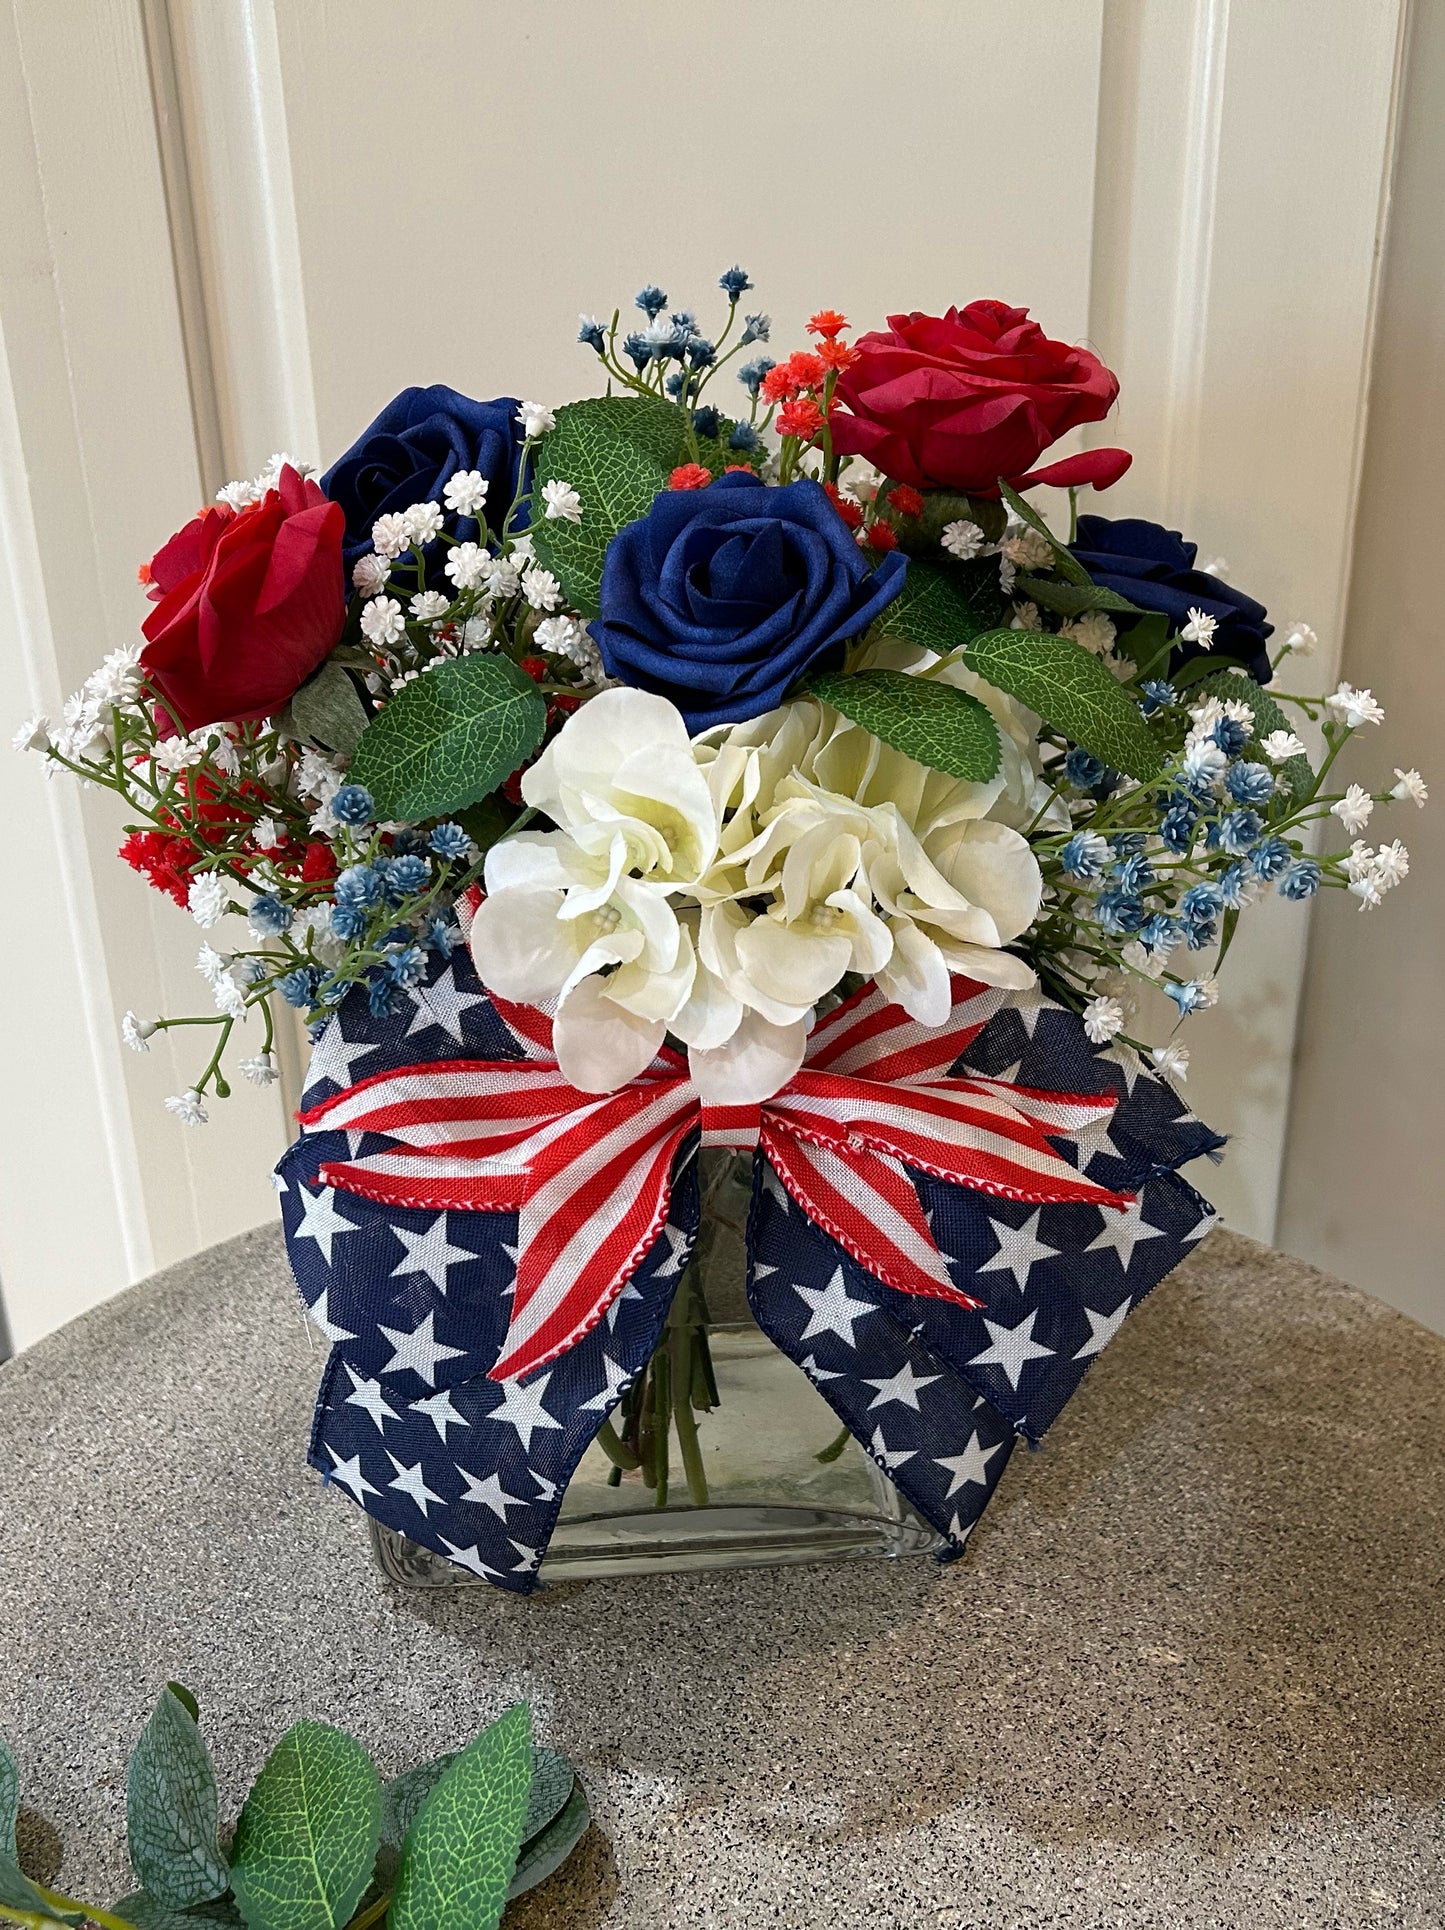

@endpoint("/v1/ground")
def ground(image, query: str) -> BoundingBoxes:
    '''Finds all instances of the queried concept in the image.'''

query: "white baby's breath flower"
[1189,976,1220,1010]
[509,532,537,566]
[401,501,445,547]
[1009,602,1042,632]
[1325,682,1385,729]
[164,1089,209,1126]
[1083,995,1125,1044]
[1000,526,1053,572]
[187,874,229,928]
[295,748,343,801]
[1343,839,1376,883]
[1348,872,1383,910]
[208,728,241,779]
[516,400,555,439]
[152,733,207,774]
[1391,767,1427,806]
[196,944,230,985]
[997,554,1017,595]
[486,556,522,600]
[1152,1042,1190,1081]
[541,479,583,524]
[85,644,146,711]
[940,519,985,561]
[534,614,592,665]
[12,716,50,753]
[1280,620,1318,657]
[522,567,563,612]
[1261,729,1307,763]
[1180,607,1218,649]
[1373,839,1409,889]
[216,478,261,512]
[121,1010,157,1052]
[1331,784,1374,836]
[1062,610,1117,656]
[409,590,451,623]
[360,595,406,647]
[444,542,489,592]
[252,816,282,852]
[239,1053,279,1087]
[443,469,490,517]
[1198,555,1230,579]
[212,972,248,1020]
[1183,741,1228,790]
[370,513,410,560]
[352,553,391,597]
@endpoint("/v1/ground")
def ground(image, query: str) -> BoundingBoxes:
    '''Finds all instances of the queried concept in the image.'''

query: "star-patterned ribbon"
[277,949,1223,1593]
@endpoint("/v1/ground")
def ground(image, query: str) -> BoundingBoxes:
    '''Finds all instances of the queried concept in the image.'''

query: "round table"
[2,1224,1442,1927]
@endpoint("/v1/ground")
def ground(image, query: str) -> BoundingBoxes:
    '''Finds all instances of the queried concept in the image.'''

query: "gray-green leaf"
[383,1744,571,1863]
[1196,668,1315,807]
[0,1740,18,1861]
[528,396,688,616]
[508,1783,591,1902]
[349,656,547,822]
[965,628,1165,782]
[0,1851,70,1922]
[287,663,371,755]
[1017,575,1142,618]
[126,1688,230,1910]
[390,1704,532,1930]
[809,669,1001,783]
[997,479,1092,585]
[877,555,1006,657]
[113,1892,244,1929]
[228,1722,381,1930]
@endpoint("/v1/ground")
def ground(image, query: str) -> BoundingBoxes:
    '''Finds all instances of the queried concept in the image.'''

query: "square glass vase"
[370,1151,943,1588]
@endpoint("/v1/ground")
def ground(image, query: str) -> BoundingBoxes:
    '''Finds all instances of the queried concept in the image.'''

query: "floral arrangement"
[15,270,1422,1117]
[0,1686,585,1929]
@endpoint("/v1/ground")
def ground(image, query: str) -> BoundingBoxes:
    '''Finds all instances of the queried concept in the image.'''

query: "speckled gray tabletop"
[1,1223,1442,1929]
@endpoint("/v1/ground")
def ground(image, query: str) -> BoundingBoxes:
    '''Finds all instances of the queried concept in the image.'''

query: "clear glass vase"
[370,1151,943,1588]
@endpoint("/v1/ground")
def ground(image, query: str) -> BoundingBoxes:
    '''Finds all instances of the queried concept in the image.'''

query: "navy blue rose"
[321,384,529,573]
[592,471,907,730]
[1071,515,1273,684]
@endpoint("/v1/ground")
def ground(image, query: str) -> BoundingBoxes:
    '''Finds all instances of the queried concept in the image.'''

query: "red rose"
[141,465,346,733]
[830,299,1129,496]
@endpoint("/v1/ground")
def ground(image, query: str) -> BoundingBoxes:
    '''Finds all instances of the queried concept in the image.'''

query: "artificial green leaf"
[1017,575,1141,618]
[997,479,1092,585]
[389,1704,532,1930]
[520,1750,575,1847]
[349,656,547,822]
[507,1783,591,1902]
[113,1892,244,1929]
[808,669,1001,783]
[0,1740,17,1861]
[379,1753,458,1858]
[1196,668,1315,807]
[528,396,688,615]
[126,1688,230,1910]
[1117,610,1171,677]
[287,663,371,756]
[877,555,1006,657]
[965,628,1165,782]
[454,792,517,856]
[916,490,1007,547]
[228,1723,381,1930]
[0,1851,69,1923]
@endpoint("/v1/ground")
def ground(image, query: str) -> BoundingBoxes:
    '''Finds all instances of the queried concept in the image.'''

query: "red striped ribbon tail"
[805,976,1010,1082]
[956,1076,1119,1133]
[760,1123,983,1310]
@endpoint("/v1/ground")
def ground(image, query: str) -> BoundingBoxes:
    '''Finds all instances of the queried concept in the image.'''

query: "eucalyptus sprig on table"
[0,1686,588,1930]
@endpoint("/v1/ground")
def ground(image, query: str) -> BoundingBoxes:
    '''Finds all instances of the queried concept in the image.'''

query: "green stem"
[815,1424,852,1465]
[36,1891,142,1930]
[346,1890,393,1930]
[669,1320,709,1506]
[651,1347,671,1509]
[592,1416,640,1471]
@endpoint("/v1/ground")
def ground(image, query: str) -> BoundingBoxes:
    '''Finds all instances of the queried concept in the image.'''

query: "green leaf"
[965,628,1165,782]
[1017,575,1142,618]
[0,1852,71,1923]
[126,1688,230,1910]
[877,555,1006,657]
[508,1783,591,1902]
[528,396,688,615]
[349,656,547,822]
[286,663,371,756]
[113,1893,244,1929]
[1118,610,1171,676]
[808,669,1001,783]
[390,1704,532,1930]
[997,479,1092,585]
[0,1740,18,1861]
[520,1750,575,1847]
[228,1723,381,1930]
[165,1685,201,1727]
[1196,668,1315,807]
[379,1753,458,1859]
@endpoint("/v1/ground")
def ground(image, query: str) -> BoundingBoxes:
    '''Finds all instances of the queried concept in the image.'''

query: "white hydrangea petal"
[874,917,952,1027]
[553,974,664,1094]
[468,887,586,1002]
[688,1008,808,1107]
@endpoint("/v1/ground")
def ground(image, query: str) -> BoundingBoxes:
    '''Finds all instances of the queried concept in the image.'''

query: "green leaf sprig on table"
[0,1688,589,1930]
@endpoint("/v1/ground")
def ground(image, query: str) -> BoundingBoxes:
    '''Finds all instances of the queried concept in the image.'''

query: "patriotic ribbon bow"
[301,978,1132,1387]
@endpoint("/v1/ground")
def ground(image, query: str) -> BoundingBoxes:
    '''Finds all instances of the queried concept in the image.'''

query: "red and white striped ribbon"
[300,976,1131,1384]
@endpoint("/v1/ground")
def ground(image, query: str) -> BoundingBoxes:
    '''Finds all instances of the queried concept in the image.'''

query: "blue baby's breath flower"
[1217,862,1251,908]
[622,332,653,372]
[719,265,753,300]
[380,853,431,904]
[1165,978,1212,1017]
[578,314,606,352]
[389,828,425,856]
[421,912,460,957]
[384,943,426,987]
[1213,808,1263,856]
[741,314,771,344]
[1279,858,1322,900]
[1109,851,1155,893]
[1225,761,1274,805]
[329,902,369,941]
[247,892,292,938]
[367,975,404,1019]
[1184,918,1218,951]
[738,357,776,397]
[1249,836,1293,881]
[1060,831,1108,879]
[1211,715,1251,757]
[635,285,668,319]
[1140,680,1176,714]
[428,822,471,861]
[1159,802,1198,854]
[728,421,759,453]
[1138,913,1183,956]
[277,966,322,1009]
[1094,889,1147,936]
[1180,882,1224,924]
[1110,832,1149,857]
[664,371,687,398]
[331,783,375,827]
[691,406,722,439]
[335,863,384,909]
[1065,747,1107,790]
[686,337,717,370]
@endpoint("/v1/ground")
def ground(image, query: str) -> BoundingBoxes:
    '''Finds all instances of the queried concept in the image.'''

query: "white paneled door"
[0,0,1406,1348]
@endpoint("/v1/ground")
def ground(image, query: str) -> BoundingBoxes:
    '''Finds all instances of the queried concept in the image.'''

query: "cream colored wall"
[1278,0,1445,1336]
